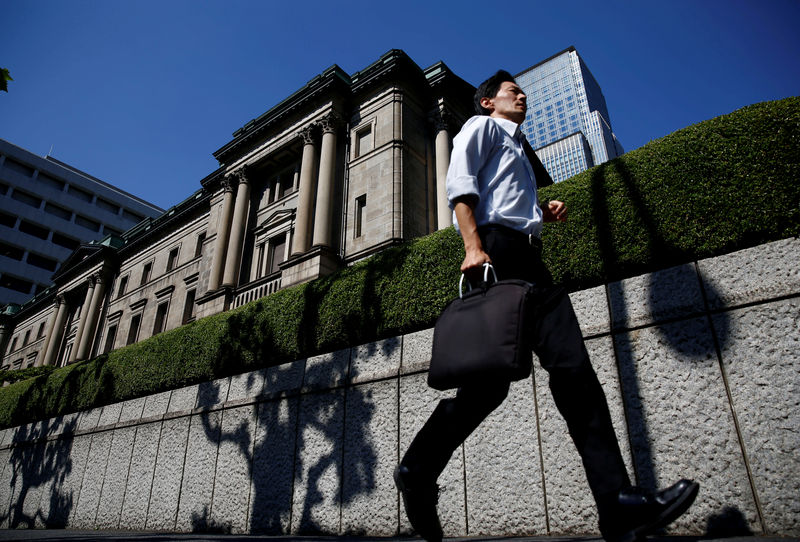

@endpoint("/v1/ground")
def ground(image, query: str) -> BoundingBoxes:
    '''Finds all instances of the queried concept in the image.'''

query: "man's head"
[473,70,527,125]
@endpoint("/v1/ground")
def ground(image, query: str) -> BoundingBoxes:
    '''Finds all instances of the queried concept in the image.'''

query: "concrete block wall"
[0,238,797,537]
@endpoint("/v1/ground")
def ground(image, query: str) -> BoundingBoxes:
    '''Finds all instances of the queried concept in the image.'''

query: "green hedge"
[0,97,798,429]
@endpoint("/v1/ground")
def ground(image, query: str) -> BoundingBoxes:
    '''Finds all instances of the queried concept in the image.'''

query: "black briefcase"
[428,265,534,390]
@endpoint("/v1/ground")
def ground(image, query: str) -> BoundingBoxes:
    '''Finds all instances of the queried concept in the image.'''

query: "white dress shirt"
[446,115,543,238]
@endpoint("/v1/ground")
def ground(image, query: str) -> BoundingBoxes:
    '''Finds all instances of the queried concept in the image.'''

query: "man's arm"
[453,195,491,275]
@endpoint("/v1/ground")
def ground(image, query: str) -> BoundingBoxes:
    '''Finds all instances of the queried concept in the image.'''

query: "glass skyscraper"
[516,46,624,183]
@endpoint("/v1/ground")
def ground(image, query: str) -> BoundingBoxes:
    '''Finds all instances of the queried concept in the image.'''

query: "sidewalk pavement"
[0,532,797,542]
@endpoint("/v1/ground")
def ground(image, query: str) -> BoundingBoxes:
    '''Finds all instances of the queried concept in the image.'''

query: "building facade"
[0,50,474,371]
[516,46,624,183]
[0,139,164,306]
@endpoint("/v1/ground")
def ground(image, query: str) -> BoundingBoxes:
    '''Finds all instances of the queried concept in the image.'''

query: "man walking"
[394,70,699,542]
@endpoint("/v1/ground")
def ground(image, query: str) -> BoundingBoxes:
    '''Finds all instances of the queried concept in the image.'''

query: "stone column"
[75,273,107,361]
[69,279,96,362]
[434,111,453,230]
[208,177,236,291]
[222,168,252,287]
[312,115,339,248]
[292,126,318,256]
[36,298,61,367]
[42,296,69,366]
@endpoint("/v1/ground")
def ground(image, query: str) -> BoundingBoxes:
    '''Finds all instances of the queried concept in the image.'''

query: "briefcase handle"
[458,263,498,298]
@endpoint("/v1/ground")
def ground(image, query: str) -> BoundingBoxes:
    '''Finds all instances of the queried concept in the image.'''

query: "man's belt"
[478,223,543,251]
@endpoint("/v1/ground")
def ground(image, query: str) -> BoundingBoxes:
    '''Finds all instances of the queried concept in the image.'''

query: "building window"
[356,125,373,157]
[140,262,152,286]
[255,243,266,279]
[117,275,129,298]
[52,233,80,250]
[0,274,33,295]
[166,247,180,272]
[37,322,45,339]
[75,214,101,232]
[67,185,93,203]
[4,158,35,177]
[96,198,120,215]
[44,202,72,221]
[11,189,42,208]
[153,302,169,335]
[38,173,65,191]
[0,209,16,228]
[22,330,31,347]
[122,209,144,223]
[0,241,24,261]
[266,167,297,204]
[355,194,366,238]
[19,220,50,240]
[195,232,206,258]
[182,289,196,324]
[126,314,141,345]
[267,234,287,275]
[8,337,17,353]
[103,325,117,353]
[27,253,58,272]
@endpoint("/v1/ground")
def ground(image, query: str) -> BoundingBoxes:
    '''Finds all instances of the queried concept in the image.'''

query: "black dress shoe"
[599,479,700,542]
[394,465,443,542]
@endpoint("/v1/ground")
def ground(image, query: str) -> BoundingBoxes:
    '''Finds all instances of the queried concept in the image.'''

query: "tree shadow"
[184,281,393,535]
[591,160,732,494]
[2,414,79,529]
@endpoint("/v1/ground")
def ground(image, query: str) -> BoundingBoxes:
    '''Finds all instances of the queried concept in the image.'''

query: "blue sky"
[2,0,798,211]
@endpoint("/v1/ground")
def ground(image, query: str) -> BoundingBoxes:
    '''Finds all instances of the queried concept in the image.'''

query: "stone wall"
[0,238,797,537]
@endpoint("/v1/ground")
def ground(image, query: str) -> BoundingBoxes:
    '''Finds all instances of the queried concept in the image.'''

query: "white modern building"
[0,139,164,306]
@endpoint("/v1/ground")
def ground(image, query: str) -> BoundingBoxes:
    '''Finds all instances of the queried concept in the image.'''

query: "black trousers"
[402,225,630,503]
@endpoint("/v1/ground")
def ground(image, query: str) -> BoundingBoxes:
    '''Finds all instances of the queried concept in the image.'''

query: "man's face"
[482,81,527,124]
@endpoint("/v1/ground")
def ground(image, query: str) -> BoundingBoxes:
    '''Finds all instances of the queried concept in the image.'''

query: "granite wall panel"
[615,318,759,534]
[145,416,189,531]
[398,373,466,537]
[340,379,397,535]
[118,422,161,530]
[464,377,546,536]
[70,431,113,528]
[95,425,136,529]
[716,299,800,535]
[290,389,344,534]
[210,405,256,533]
[249,396,299,534]
[175,411,222,532]
[534,336,633,535]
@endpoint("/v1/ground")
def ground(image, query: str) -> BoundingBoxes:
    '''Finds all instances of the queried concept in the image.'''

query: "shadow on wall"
[591,160,734,509]
[187,352,382,534]
[1,415,79,528]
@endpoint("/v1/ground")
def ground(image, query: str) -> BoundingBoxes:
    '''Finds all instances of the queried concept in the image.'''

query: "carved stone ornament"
[299,125,317,145]
[318,113,341,134]
[232,167,250,186]
[221,175,236,193]
[433,108,451,132]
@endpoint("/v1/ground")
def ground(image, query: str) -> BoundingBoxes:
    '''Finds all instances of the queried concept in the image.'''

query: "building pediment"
[254,209,295,235]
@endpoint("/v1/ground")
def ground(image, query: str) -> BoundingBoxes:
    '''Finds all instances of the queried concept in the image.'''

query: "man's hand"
[461,246,491,275]
[542,200,568,223]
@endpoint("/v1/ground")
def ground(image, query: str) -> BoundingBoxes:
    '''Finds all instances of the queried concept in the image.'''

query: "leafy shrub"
[0,97,797,429]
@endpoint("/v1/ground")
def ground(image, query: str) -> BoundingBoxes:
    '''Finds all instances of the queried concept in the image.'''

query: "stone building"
[0,50,474,371]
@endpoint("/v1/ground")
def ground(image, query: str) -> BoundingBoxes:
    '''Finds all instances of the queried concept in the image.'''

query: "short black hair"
[473,70,517,115]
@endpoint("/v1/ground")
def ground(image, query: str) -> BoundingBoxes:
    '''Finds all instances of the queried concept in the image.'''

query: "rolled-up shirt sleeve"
[446,117,492,209]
